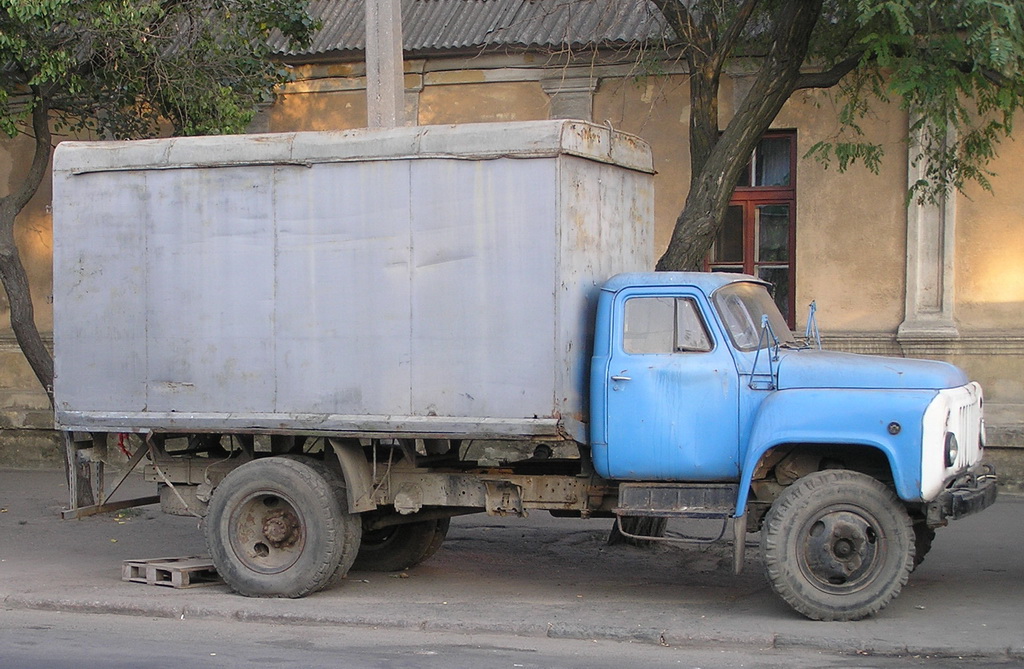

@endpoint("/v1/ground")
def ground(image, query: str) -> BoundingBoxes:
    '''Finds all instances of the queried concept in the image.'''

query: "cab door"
[603,290,741,480]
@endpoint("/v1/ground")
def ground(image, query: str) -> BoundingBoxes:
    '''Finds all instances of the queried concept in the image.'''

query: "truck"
[51,120,997,621]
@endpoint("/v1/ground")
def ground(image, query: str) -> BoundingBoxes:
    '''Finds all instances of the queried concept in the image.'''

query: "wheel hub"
[262,509,301,548]
[802,509,880,590]
[228,492,306,574]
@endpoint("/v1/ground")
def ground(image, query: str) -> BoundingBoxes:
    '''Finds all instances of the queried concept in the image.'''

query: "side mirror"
[749,315,780,390]
[804,300,821,350]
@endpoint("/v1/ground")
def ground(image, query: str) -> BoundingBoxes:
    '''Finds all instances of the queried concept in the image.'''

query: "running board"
[613,483,747,574]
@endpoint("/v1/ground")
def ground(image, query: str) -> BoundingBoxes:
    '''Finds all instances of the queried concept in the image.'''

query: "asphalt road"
[0,609,1019,669]
[0,469,1022,663]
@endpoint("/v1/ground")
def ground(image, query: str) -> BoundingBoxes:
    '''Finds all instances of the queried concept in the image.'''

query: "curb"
[3,592,1021,661]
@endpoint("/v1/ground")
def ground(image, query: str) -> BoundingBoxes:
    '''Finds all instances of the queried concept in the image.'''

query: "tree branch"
[0,89,55,397]
[649,0,692,43]
[707,0,760,74]
[794,54,862,90]
[965,64,1011,89]
[8,91,53,214]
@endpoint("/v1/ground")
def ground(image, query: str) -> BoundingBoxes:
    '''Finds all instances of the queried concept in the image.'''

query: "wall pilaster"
[898,118,958,348]
[540,70,597,121]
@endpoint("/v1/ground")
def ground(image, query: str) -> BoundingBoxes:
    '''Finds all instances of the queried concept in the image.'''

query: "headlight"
[944,432,959,468]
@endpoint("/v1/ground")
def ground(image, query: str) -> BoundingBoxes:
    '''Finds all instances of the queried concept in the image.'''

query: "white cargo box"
[52,121,653,441]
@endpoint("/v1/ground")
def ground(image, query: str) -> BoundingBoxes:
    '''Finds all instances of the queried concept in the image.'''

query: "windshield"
[712,282,796,352]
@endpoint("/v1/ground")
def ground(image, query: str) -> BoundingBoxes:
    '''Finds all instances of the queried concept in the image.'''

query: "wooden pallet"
[122,556,222,588]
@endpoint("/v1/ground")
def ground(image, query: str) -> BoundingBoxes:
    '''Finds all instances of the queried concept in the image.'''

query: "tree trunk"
[656,130,765,271]
[0,92,55,402]
[656,0,824,271]
[0,232,53,395]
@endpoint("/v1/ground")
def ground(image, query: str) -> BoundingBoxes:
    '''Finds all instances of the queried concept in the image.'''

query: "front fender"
[736,388,938,513]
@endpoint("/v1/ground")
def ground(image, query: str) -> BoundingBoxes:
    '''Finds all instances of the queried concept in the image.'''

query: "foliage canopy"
[0,0,316,139]
[651,0,1024,270]
[0,0,316,395]
[807,0,1024,199]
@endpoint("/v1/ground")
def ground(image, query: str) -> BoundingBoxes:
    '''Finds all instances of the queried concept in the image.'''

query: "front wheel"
[761,470,914,621]
[912,524,936,570]
[205,456,361,597]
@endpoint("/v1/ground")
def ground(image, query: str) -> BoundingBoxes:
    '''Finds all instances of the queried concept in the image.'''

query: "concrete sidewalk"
[1,468,1021,660]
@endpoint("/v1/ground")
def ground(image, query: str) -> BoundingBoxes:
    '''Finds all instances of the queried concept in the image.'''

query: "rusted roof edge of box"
[52,121,655,177]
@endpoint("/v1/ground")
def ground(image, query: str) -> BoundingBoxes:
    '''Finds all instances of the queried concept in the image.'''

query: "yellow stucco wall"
[0,134,54,334]
[595,73,912,332]
[781,90,910,333]
[957,130,1024,329]
[418,81,550,124]
[273,89,369,131]
[0,59,1022,458]
[0,134,57,457]
[268,68,551,131]
[593,75,691,257]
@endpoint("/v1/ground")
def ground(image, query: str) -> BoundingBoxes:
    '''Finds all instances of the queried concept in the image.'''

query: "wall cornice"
[823,330,1024,357]
[279,50,706,97]
[0,333,53,354]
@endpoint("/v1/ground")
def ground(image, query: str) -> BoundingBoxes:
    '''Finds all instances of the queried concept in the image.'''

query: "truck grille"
[946,382,984,472]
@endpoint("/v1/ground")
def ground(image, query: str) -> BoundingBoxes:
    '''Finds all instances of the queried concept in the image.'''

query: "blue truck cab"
[590,272,996,620]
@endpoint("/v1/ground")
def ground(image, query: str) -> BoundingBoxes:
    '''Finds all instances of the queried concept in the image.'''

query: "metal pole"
[365,0,405,128]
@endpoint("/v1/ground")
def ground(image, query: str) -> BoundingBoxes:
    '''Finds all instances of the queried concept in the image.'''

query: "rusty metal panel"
[143,167,276,413]
[52,121,653,439]
[616,482,739,517]
[554,156,654,422]
[273,159,414,416]
[374,469,593,514]
[409,157,558,419]
[52,171,148,413]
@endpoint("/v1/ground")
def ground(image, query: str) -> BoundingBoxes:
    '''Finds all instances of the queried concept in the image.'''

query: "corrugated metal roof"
[272,0,675,57]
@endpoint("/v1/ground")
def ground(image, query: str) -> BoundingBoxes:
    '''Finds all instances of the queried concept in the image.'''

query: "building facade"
[1,0,1021,483]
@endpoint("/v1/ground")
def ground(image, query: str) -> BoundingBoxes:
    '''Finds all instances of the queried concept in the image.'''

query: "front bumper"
[925,462,998,526]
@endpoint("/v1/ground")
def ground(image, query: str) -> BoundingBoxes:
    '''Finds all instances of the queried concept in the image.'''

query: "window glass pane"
[736,158,752,188]
[754,136,791,186]
[624,297,674,354]
[758,267,790,323]
[675,299,712,352]
[714,291,761,351]
[712,282,795,352]
[757,204,789,262]
[713,205,745,263]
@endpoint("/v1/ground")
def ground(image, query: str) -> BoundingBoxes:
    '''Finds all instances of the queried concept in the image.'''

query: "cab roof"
[601,271,768,294]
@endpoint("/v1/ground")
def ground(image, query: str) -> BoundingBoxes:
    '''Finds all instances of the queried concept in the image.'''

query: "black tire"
[352,516,451,572]
[761,470,914,621]
[205,456,361,597]
[607,516,668,547]
[912,524,936,570]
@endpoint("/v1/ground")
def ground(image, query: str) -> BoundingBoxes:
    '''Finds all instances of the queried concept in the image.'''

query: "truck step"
[616,482,739,519]
[122,556,221,588]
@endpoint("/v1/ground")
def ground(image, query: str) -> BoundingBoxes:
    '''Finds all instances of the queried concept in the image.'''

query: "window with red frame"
[706,132,796,326]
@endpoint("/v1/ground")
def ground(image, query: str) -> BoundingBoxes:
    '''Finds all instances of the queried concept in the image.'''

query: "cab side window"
[623,297,712,354]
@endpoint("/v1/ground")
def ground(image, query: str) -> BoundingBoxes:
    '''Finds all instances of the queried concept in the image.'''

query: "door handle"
[611,375,632,382]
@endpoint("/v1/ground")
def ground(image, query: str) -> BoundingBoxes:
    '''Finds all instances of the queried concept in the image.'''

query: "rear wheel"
[761,469,914,621]
[205,456,361,597]
[352,516,451,572]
